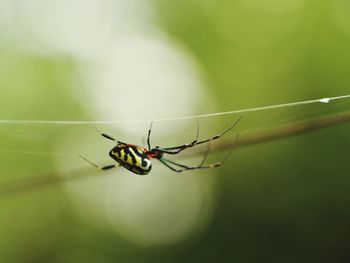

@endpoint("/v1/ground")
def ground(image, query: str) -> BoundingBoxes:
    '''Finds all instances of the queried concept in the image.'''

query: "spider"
[80,115,243,175]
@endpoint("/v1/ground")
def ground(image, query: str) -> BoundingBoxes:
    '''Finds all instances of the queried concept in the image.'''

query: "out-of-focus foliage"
[0,1,350,262]
[152,1,350,262]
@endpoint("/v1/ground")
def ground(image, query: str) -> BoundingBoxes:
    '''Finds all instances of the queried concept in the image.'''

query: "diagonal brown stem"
[214,111,350,151]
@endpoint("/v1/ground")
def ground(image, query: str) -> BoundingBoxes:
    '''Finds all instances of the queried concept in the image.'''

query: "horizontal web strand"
[0,94,349,125]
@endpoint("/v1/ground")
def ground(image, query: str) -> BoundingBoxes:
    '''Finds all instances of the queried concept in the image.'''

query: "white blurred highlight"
[83,35,205,132]
[0,0,153,58]
[1,0,215,246]
[104,171,214,246]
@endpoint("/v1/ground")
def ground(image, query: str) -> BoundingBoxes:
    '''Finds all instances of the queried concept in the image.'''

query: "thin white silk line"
[0,95,349,125]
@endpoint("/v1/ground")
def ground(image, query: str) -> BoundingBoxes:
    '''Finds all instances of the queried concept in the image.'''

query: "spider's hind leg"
[92,125,116,142]
[79,154,116,170]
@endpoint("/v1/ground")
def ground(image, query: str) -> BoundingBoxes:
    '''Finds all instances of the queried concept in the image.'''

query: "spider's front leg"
[159,114,243,155]
[147,121,153,150]
[193,114,243,146]
[157,143,231,172]
[154,120,200,154]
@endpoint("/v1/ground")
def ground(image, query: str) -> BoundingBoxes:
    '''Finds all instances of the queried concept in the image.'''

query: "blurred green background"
[1,0,350,262]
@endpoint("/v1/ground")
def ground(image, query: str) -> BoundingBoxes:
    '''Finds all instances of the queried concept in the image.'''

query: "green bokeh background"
[1,1,350,262]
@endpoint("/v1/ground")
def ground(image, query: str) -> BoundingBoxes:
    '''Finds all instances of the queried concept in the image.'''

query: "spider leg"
[147,121,153,150]
[192,114,243,146]
[79,154,116,170]
[154,120,200,154]
[158,141,213,172]
[198,139,211,166]
[158,135,239,173]
[101,133,117,142]
[159,157,221,173]
[157,158,183,172]
[156,115,243,155]
[160,141,210,171]
[220,133,240,165]
[93,125,116,142]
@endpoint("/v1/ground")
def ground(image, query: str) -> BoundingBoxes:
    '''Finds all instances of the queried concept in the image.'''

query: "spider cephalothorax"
[80,115,242,175]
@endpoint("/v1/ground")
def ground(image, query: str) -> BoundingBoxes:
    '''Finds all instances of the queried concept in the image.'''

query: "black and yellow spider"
[80,116,243,175]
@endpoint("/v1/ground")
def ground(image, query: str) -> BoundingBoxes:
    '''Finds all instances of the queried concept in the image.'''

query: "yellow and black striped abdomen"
[109,145,152,175]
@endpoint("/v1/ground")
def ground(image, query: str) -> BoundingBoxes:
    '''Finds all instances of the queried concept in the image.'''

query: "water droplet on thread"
[320,98,330,103]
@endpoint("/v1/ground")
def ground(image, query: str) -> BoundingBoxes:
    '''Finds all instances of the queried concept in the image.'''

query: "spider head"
[147,147,163,159]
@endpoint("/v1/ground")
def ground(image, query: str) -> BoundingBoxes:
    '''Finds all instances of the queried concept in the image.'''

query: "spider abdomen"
[109,145,152,175]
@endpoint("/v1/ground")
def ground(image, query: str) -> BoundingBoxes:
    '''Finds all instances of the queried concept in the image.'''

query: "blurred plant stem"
[0,111,349,198]
[214,110,350,151]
